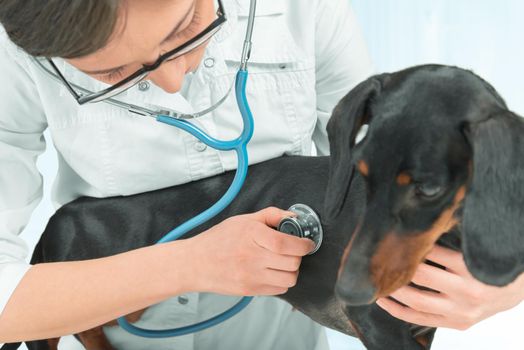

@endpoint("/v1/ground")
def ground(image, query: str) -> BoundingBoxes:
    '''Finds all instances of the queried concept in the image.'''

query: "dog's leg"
[76,327,114,350]
[75,309,147,350]
[45,338,59,350]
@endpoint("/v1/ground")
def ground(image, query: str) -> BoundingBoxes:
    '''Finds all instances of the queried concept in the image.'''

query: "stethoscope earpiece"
[278,204,323,254]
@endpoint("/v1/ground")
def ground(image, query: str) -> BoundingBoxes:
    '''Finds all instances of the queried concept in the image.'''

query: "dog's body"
[7,156,431,350]
[4,64,524,350]
[14,156,365,349]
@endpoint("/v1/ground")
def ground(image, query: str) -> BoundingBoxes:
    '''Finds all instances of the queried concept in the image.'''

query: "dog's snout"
[335,272,377,305]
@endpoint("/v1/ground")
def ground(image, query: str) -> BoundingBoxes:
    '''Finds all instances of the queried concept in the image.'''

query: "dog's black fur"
[4,64,524,350]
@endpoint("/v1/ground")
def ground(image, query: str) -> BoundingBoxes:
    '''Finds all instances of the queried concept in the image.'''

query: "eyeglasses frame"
[47,0,226,105]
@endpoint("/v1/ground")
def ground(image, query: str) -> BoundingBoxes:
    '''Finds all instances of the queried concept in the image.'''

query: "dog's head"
[326,64,524,305]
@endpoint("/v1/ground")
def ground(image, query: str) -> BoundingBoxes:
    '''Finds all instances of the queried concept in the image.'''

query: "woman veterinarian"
[0,1,523,349]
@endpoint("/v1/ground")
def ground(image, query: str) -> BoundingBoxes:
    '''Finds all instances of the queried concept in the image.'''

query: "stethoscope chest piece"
[278,204,323,254]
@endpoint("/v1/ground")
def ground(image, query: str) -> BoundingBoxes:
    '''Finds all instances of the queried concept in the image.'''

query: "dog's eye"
[415,183,442,198]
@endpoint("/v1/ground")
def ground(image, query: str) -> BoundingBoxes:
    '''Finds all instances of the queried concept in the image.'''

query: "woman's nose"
[147,55,188,93]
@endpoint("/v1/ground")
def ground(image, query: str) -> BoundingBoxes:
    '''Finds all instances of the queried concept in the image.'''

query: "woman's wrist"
[153,239,198,297]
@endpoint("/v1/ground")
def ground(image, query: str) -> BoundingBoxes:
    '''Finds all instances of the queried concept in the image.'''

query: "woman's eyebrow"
[161,1,196,44]
[81,2,196,75]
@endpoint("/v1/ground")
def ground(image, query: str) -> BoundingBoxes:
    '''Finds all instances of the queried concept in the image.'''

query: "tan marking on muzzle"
[370,186,466,298]
[358,160,369,176]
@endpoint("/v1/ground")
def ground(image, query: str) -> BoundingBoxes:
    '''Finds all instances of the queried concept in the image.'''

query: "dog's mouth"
[369,231,447,299]
[335,231,444,305]
[335,187,465,305]
[335,232,450,305]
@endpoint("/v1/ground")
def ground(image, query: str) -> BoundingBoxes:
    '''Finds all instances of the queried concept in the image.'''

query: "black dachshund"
[4,64,524,350]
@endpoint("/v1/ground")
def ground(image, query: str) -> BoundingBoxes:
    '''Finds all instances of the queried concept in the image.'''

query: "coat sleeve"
[0,32,47,317]
[313,0,375,155]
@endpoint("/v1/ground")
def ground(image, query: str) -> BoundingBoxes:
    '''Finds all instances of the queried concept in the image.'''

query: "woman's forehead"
[67,0,195,73]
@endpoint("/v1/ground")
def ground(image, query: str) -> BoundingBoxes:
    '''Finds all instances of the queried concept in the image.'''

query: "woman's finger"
[263,252,303,272]
[260,268,299,289]
[375,297,446,328]
[250,206,295,228]
[387,285,452,315]
[424,245,469,275]
[254,228,314,256]
[411,261,464,295]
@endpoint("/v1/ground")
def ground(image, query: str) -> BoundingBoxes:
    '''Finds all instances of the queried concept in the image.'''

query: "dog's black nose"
[335,275,377,305]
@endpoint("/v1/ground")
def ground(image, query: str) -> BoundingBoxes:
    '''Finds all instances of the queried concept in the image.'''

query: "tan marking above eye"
[396,172,412,186]
[358,160,369,176]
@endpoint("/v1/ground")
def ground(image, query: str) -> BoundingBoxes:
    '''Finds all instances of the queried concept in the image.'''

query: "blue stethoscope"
[115,1,258,338]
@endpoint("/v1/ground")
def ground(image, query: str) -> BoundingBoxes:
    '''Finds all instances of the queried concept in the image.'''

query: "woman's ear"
[462,110,524,286]
[324,77,382,222]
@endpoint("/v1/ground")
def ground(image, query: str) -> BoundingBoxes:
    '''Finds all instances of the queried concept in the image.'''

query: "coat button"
[138,81,150,91]
[194,141,207,152]
[178,295,189,305]
[204,57,216,68]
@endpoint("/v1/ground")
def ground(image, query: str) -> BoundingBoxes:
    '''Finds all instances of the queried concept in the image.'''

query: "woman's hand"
[184,207,315,296]
[375,245,524,330]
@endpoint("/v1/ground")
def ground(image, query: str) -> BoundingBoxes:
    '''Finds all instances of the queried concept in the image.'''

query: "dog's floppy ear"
[324,77,382,221]
[462,110,524,286]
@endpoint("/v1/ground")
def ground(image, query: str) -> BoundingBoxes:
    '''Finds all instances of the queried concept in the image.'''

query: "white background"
[18,1,524,349]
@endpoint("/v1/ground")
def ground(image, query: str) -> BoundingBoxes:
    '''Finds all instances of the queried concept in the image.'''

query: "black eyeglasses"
[47,0,226,105]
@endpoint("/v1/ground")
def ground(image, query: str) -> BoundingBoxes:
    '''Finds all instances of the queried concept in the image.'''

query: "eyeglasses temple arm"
[46,59,83,100]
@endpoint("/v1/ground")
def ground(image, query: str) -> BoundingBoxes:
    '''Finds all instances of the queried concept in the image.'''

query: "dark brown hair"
[0,0,123,58]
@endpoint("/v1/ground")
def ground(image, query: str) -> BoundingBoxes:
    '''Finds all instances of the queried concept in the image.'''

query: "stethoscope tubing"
[117,69,255,337]
[156,71,253,245]
[118,0,258,337]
